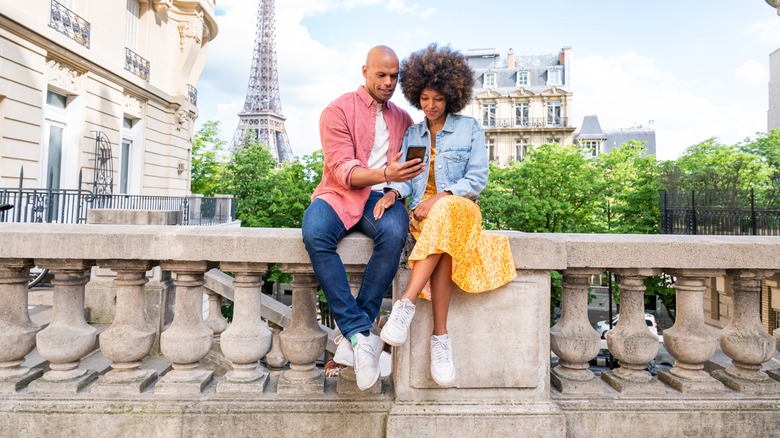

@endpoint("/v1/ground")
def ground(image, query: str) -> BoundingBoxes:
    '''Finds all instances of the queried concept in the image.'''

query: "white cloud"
[735,59,769,85]
[573,52,766,160]
[745,19,780,45]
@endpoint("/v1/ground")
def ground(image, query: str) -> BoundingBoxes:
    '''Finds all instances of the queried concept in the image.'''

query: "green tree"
[190,121,227,196]
[481,143,603,232]
[658,138,771,197]
[596,140,661,234]
[221,142,322,228]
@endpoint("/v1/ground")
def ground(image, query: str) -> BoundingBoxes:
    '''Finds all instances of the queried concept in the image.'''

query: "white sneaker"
[333,333,354,367]
[380,299,416,346]
[430,334,456,386]
[352,332,384,391]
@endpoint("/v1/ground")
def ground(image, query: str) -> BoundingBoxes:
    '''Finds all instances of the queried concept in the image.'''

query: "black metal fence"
[660,189,780,235]
[0,171,236,226]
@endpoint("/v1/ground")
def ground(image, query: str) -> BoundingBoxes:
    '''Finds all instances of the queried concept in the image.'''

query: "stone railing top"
[1,224,779,271]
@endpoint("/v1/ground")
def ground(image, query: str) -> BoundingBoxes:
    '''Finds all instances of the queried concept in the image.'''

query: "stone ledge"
[2,224,780,271]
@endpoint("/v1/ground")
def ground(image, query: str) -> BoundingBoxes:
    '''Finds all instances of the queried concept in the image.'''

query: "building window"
[482,103,496,128]
[515,103,529,127]
[487,139,496,162]
[516,70,528,86]
[582,140,600,157]
[483,72,496,88]
[514,140,528,162]
[546,137,560,145]
[547,101,561,126]
[43,91,69,190]
[547,67,562,85]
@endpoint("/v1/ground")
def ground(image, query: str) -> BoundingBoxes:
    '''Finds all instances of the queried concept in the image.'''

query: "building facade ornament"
[174,108,193,131]
[122,93,145,119]
[45,59,82,94]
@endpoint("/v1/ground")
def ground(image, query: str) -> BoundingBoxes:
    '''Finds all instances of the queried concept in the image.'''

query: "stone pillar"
[154,261,216,394]
[28,259,98,394]
[0,259,43,393]
[204,289,228,337]
[657,270,725,393]
[550,268,602,394]
[91,260,158,395]
[713,270,780,394]
[278,266,327,395]
[601,268,664,394]
[217,262,271,393]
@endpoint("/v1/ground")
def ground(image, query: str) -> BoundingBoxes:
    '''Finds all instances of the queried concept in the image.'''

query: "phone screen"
[405,146,426,162]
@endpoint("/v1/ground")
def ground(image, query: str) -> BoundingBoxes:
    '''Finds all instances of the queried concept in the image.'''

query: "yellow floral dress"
[408,147,516,300]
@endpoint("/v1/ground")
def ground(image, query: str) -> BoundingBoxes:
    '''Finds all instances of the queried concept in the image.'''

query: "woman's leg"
[430,253,453,336]
[399,253,442,304]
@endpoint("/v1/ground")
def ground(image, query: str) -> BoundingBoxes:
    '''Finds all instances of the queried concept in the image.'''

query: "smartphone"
[405,145,426,162]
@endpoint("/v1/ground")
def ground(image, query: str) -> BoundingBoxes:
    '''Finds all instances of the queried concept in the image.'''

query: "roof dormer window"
[516,70,528,87]
[483,72,496,88]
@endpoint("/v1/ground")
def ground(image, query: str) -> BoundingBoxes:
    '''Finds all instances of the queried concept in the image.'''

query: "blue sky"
[197,0,780,160]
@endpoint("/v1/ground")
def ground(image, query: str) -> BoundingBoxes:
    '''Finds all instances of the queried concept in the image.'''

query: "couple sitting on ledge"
[301,44,516,391]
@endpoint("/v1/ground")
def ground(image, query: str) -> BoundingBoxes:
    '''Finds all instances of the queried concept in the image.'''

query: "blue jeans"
[302,192,408,340]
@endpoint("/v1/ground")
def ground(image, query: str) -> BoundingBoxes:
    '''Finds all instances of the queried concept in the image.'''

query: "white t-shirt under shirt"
[368,103,390,192]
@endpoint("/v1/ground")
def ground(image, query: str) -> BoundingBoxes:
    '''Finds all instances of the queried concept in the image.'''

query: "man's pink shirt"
[311,86,413,229]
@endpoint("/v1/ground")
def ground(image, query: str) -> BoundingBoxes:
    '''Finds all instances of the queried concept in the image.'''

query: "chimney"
[559,48,565,65]
[507,48,516,68]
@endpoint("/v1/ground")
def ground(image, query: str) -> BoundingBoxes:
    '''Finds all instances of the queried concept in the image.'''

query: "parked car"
[595,313,658,339]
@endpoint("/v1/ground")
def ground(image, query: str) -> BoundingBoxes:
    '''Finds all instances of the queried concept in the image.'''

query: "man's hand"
[373,192,397,220]
[385,151,425,183]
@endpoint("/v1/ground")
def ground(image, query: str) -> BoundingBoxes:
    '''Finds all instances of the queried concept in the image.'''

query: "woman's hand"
[373,192,398,220]
[412,192,450,221]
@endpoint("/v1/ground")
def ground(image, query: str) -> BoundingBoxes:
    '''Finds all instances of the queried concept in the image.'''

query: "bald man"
[302,46,425,390]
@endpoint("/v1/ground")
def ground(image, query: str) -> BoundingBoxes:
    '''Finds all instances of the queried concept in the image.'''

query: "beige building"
[461,47,576,166]
[0,0,217,195]
[769,48,780,132]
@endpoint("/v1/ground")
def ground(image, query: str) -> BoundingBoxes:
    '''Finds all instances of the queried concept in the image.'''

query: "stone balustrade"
[0,224,779,437]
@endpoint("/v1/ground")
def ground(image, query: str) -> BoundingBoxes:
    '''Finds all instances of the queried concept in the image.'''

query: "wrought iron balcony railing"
[0,169,235,226]
[49,0,91,48]
[125,48,150,81]
[187,84,198,106]
[482,117,571,129]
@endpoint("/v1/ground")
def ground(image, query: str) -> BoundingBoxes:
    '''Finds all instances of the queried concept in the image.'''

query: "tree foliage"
[190,121,227,196]
[481,143,604,233]
[221,142,320,228]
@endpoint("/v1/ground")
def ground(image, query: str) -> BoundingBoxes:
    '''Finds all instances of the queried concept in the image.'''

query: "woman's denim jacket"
[389,114,488,210]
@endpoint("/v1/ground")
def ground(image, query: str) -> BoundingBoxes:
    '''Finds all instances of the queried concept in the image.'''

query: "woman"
[374,44,516,386]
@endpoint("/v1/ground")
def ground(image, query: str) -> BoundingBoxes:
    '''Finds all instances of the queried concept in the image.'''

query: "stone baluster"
[657,270,725,393]
[265,322,288,373]
[601,268,664,394]
[28,259,98,394]
[550,268,602,394]
[0,259,43,393]
[204,289,227,338]
[92,260,158,394]
[713,270,779,394]
[155,261,216,394]
[278,265,327,395]
[217,262,272,392]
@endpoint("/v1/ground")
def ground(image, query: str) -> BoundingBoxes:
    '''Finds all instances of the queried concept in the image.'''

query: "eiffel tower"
[231,0,294,162]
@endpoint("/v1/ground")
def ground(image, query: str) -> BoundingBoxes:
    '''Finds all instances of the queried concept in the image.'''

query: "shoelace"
[334,334,345,345]
[393,301,415,327]
[355,339,377,369]
[431,339,452,364]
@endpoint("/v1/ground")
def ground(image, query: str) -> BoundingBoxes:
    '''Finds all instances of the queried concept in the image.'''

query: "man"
[302,46,424,390]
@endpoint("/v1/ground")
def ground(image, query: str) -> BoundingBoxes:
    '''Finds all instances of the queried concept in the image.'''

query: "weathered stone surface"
[87,209,181,226]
